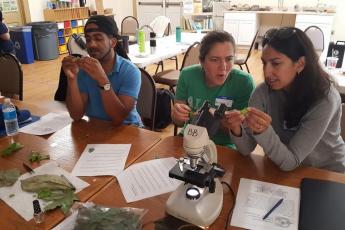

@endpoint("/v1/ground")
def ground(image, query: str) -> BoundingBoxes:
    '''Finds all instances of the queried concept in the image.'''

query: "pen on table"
[23,162,35,174]
[262,198,284,220]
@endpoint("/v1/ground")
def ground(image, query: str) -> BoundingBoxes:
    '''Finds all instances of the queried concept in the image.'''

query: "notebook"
[299,178,345,230]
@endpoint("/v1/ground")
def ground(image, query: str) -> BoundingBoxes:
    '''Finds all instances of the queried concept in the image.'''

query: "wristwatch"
[99,83,111,91]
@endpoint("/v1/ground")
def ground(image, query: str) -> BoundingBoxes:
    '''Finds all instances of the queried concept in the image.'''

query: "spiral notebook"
[299,178,345,230]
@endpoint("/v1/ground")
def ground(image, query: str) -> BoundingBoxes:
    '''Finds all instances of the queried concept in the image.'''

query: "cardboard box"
[95,0,104,15]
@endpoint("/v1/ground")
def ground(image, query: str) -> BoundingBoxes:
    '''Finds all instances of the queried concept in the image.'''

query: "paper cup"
[326,57,338,69]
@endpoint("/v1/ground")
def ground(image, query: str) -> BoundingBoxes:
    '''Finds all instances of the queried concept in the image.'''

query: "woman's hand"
[62,56,79,80]
[245,107,272,134]
[172,103,191,124]
[222,110,245,136]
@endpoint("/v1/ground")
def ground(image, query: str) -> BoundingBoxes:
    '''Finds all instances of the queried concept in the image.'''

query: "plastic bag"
[73,202,147,230]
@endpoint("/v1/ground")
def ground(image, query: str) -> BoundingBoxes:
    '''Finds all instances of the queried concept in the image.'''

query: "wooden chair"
[234,30,259,73]
[153,42,201,93]
[137,68,157,130]
[0,53,23,100]
[121,16,139,45]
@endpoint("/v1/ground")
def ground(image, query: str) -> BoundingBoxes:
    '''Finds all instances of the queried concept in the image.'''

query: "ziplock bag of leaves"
[74,203,147,230]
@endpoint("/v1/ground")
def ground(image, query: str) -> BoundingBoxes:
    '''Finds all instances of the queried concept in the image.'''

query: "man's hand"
[62,56,79,80]
[76,57,108,85]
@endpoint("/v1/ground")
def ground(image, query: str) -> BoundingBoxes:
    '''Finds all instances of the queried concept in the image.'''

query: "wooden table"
[90,136,345,230]
[0,114,161,229]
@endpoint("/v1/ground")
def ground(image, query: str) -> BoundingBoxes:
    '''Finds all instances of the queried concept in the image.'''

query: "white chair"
[304,26,324,57]
[149,16,171,38]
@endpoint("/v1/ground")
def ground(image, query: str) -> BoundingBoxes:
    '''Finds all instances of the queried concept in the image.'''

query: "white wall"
[25,0,344,41]
[26,0,133,27]
[230,0,345,42]
[87,0,134,29]
[27,0,47,22]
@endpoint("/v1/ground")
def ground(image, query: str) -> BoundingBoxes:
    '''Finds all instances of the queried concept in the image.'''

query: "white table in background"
[326,68,345,94]
[128,32,204,68]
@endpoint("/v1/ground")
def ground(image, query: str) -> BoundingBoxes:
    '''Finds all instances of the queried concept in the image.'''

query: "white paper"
[71,144,131,176]
[231,178,300,230]
[19,112,73,135]
[117,157,182,203]
[0,162,89,221]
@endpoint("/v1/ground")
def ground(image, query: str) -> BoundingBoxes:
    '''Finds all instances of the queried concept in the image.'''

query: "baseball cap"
[84,15,119,38]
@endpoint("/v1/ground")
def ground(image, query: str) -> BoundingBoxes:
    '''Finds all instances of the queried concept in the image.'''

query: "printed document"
[117,157,182,202]
[231,178,300,230]
[71,144,131,176]
[0,162,89,221]
[20,112,73,135]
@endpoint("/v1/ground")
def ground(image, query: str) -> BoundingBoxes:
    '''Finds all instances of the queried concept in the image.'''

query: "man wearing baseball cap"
[62,15,142,126]
[0,10,15,54]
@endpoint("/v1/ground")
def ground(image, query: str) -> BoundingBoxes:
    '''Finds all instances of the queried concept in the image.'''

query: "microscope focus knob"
[186,187,201,200]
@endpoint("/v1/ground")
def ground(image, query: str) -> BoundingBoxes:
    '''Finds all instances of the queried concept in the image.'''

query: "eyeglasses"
[263,27,298,44]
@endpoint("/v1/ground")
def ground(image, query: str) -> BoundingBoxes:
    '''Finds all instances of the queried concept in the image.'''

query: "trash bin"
[26,21,59,61]
[9,26,35,64]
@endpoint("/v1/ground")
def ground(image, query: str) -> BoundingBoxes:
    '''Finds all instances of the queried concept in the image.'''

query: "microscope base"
[166,179,223,228]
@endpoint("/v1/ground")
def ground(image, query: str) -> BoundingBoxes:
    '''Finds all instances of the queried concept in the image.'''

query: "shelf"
[184,12,213,16]
[43,7,89,21]
[51,18,88,55]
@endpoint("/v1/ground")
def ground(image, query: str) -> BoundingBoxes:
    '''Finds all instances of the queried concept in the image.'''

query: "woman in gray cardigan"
[225,27,345,172]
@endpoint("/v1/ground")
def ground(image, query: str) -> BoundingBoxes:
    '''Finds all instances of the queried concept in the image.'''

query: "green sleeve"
[175,69,188,101]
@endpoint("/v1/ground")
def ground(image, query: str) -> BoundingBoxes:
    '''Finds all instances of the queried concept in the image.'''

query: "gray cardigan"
[231,83,345,172]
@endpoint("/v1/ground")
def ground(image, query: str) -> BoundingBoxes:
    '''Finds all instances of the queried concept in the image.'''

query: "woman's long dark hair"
[262,27,331,128]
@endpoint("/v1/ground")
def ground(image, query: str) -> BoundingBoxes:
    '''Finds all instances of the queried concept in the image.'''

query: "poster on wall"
[0,0,18,12]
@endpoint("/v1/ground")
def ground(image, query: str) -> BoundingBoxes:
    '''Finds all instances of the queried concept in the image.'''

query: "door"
[165,0,183,33]
[137,0,164,28]
[0,0,24,25]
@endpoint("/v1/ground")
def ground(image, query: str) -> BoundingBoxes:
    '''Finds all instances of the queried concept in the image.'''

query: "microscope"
[166,102,227,228]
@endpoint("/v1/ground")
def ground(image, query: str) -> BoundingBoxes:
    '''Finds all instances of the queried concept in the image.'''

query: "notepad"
[299,178,345,230]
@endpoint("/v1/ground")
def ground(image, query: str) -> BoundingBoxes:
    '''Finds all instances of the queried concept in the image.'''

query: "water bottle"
[137,29,146,55]
[150,32,156,54]
[2,98,19,136]
[176,26,181,43]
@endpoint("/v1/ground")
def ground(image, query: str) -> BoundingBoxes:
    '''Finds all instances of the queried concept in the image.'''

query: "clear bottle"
[2,98,19,136]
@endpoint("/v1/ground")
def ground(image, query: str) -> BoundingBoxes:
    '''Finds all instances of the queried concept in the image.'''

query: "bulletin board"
[0,0,18,12]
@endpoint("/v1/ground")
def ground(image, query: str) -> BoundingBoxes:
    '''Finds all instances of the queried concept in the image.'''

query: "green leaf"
[28,151,50,162]
[0,168,20,187]
[240,108,248,117]
[1,143,24,157]
[43,190,78,214]
[37,189,52,199]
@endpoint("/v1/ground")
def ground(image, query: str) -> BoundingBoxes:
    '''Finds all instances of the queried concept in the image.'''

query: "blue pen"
[262,198,284,220]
